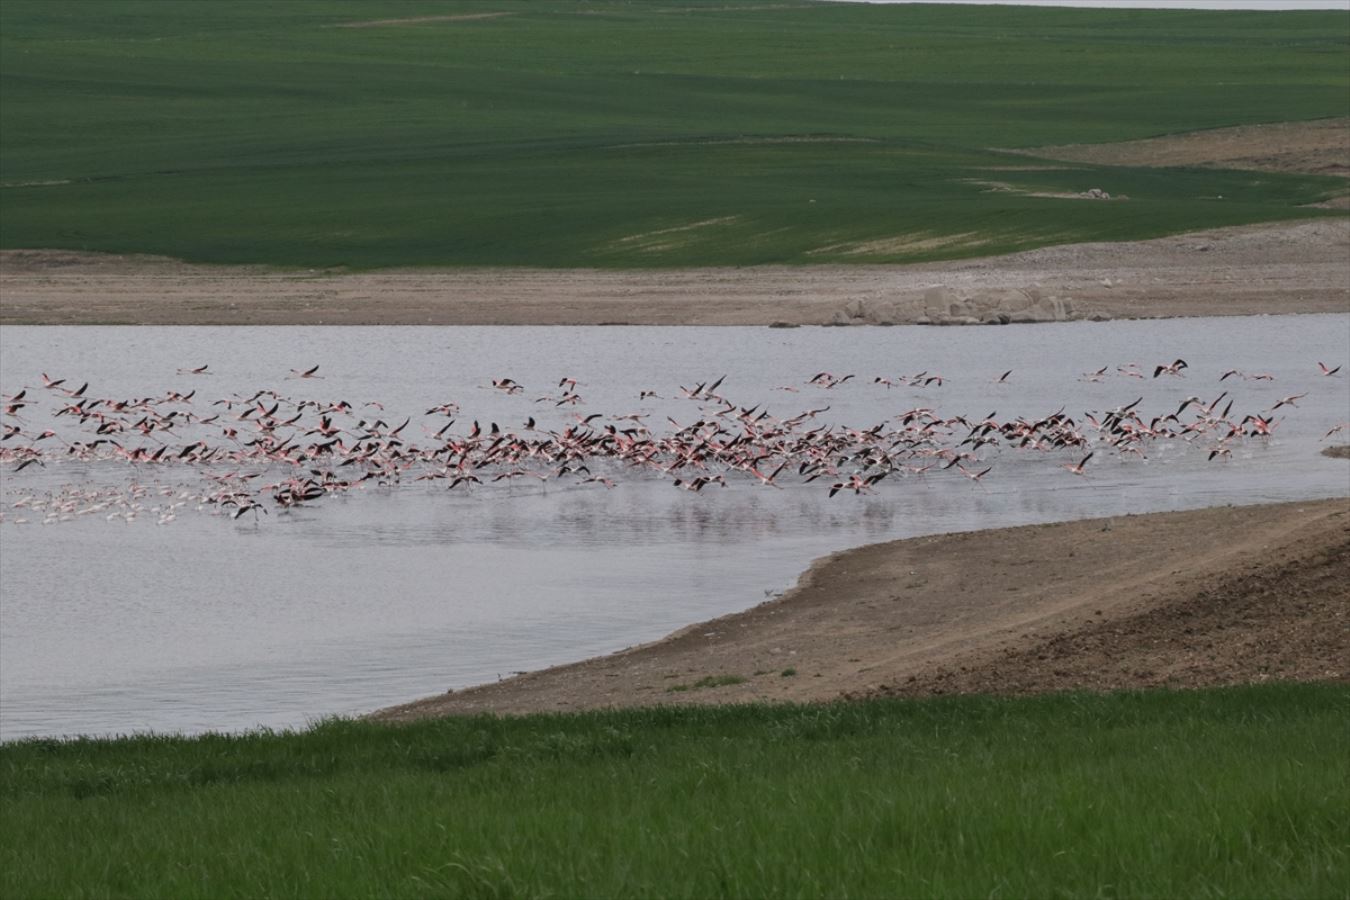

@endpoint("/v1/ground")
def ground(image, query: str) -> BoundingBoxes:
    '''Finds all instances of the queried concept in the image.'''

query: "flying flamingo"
[1061,452,1093,476]
[748,460,787,487]
[828,474,872,497]
[1153,359,1188,378]
[1270,393,1308,411]
[956,464,993,483]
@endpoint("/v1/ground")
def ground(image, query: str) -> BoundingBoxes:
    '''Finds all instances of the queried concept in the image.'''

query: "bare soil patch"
[0,179,71,189]
[4,219,1346,325]
[964,179,1125,202]
[1027,117,1350,179]
[375,499,1349,722]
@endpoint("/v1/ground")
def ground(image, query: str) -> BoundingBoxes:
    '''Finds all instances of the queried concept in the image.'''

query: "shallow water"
[1,318,1347,741]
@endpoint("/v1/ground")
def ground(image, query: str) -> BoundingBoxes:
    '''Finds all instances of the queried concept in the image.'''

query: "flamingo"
[1153,359,1188,378]
[1061,452,1093,476]
[1270,393,1307,411]
[748,460,787,487]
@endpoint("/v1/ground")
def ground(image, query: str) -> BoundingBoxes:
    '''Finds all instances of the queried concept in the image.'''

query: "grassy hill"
[1,0,1346,268]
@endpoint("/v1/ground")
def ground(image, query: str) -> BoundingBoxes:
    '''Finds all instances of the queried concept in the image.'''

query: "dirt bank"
[2,219,1347,326]
[375,497,1349,722]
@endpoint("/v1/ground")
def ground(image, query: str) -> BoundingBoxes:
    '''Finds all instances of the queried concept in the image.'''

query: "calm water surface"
[1,319,1347,740]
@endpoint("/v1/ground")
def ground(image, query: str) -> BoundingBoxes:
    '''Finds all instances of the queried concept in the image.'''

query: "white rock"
[923,286,958,315]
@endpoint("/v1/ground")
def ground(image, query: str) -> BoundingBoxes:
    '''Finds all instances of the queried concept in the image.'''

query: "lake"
[1,317,1346,740]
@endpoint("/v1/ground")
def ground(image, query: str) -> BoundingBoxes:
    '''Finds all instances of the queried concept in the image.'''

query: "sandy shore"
[376,497,1349,722]
[2,218,1347,326]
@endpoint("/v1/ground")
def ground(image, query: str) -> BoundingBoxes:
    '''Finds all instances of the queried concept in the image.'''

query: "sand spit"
[375,498,1349,722]
[2,219,1347,326]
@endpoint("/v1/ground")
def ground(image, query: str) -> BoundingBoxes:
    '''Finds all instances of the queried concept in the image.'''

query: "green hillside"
[1,0,1346,268]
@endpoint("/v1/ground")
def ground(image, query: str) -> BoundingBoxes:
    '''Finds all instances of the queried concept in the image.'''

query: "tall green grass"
[0,0,1346,268]
[2,684,1346,898]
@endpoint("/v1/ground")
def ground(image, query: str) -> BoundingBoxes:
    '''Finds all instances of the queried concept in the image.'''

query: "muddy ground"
[376,498,1349,721]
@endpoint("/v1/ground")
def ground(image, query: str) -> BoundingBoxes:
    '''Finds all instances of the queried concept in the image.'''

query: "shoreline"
[3,218,1347,326]
[375,496,1349,722]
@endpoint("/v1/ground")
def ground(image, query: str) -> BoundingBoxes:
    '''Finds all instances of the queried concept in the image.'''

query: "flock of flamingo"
[1,359,1345,526]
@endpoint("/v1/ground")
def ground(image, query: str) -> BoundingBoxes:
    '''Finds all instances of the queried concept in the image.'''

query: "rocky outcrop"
[917,285,1079,326]
[822,284,1090,327]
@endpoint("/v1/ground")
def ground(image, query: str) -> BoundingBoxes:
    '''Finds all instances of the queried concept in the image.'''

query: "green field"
[0,0,1347,268]
[2,684,1347,898]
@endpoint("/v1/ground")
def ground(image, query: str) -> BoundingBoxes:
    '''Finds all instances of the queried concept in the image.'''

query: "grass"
[1,0,1346,268]
[1,683,1346,898]
[666,674,748,692]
